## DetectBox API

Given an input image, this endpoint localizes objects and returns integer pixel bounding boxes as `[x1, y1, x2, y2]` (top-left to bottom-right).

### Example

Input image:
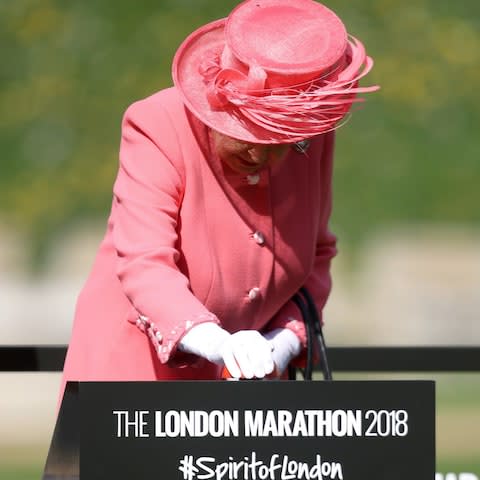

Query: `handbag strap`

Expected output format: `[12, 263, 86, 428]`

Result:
[290, 288, 333, 381]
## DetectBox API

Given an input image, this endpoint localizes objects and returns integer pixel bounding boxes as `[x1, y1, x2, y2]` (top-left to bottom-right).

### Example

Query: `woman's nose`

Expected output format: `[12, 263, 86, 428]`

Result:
[247, 145, 268, 164]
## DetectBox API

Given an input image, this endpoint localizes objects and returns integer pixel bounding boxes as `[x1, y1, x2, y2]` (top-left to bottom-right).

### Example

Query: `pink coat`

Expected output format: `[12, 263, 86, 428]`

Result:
[61, 87, 336, 390]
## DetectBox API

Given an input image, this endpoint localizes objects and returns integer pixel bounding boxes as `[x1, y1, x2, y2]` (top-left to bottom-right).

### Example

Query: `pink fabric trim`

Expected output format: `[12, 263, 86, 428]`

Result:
[266, 300, 307, 348]
[131, 311, 220, 364]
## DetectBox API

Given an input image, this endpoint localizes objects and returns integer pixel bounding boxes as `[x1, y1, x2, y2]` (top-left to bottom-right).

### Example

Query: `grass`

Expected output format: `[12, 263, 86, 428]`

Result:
[437, 460, 480, 477]
[0, 466, 42, 480]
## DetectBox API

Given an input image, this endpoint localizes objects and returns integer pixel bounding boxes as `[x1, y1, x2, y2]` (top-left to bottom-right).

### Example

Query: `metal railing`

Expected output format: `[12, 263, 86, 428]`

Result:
[1, 345, 480, 372]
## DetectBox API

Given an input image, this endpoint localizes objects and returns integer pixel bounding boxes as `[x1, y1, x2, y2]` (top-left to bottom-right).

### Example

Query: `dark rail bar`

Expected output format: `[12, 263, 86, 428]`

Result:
[1, 346, 480, 372]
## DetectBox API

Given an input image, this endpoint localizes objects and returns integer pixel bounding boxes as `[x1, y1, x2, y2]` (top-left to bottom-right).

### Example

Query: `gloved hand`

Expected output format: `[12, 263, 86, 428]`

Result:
[263, 328, 301, 376]
[178, 323, 275, 379]
[178, 322, 230, 364]
[220, 330, 275, 379]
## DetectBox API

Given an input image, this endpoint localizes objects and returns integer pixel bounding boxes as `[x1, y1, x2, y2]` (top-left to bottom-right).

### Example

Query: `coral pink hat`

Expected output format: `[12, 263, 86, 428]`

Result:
[172, 0, 379, 144]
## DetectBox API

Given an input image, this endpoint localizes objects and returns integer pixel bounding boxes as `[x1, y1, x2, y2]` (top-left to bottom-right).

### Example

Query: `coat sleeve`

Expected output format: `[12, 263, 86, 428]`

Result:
[111, 99, 220, 365]
[264, 131, 337, 361]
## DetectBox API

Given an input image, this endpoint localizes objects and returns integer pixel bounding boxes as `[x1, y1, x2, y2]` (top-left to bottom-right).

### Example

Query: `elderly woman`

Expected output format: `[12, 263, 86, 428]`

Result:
[61, 0, 378, 390]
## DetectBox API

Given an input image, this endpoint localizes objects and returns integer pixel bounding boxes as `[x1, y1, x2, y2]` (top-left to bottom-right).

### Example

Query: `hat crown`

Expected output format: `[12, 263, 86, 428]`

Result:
[226, 0, 347, 83]
[172, 0, 379, 143]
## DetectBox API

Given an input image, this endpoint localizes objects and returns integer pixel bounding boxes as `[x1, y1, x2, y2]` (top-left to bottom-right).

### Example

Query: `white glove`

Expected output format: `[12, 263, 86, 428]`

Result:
[178, 323, 275, 379]
[263, 328, 302, 376]
[220, 330, 275, 379]
[178, 322, 230, 364]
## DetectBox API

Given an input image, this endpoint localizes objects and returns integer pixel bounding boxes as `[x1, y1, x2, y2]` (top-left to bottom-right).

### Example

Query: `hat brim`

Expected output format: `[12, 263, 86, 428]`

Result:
[172, 19, 300, 144]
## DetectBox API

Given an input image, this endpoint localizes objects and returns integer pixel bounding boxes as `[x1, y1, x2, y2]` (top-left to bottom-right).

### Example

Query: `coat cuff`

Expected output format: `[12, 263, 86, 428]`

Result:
[131, 311, 221, 366]
[267, 301, 307, 350]
[267, 300, 324, 369]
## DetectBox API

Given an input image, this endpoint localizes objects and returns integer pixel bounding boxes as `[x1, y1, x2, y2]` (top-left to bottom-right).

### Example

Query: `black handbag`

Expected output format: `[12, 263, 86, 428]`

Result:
[289, 287, 332, 381]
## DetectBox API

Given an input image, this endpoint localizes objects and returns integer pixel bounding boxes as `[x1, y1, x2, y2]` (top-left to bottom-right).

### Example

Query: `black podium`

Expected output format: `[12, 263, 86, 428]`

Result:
[43, 380, 435, 480]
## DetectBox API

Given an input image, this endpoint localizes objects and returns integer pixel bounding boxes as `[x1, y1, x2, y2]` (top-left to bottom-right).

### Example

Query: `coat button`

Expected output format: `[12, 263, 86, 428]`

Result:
[248, 287, 261, 300]
[253, 231, 265, 246]
[246, 174, 260, 185]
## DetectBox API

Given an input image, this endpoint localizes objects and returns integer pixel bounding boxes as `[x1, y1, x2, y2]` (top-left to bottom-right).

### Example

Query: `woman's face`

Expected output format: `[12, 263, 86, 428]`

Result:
[211, 130, 290, 174]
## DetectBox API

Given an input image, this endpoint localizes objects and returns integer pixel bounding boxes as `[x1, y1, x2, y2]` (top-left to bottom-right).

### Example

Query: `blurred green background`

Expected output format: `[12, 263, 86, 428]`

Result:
[1, 0, 479, 269]
[0, 0, 479, 478]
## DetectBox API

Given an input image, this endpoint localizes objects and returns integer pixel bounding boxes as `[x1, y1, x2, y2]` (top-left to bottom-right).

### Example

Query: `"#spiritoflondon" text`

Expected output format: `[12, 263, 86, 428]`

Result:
[178, 452, 344, 480]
